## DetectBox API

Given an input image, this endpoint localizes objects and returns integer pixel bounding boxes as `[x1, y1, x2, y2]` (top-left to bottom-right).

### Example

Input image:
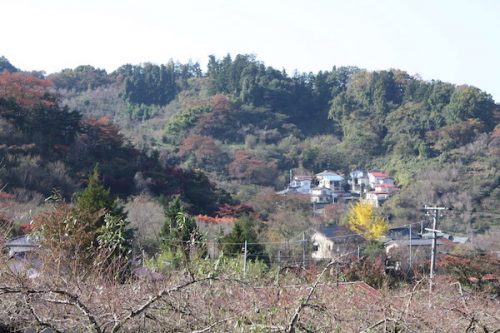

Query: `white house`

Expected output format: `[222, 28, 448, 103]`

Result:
[368, 171, 395, 188]
[289, 175, 313, 194]
[349, 169, 370, 194]
[310, 187, 332, 204]
[365, 191, 390, 207]
[316, 170, 345, 192]
[373, 183, 399, 194]
[311, 224, 364, 260]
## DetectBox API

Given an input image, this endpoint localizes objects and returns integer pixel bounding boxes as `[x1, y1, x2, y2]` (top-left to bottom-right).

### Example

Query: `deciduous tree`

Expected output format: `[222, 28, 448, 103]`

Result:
[345, 201, 388, 240]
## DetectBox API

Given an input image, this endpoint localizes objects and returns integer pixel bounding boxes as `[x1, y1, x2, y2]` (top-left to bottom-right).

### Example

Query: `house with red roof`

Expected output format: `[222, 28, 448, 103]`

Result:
[373, 183, 399, 194]
[367, 170, 395, 188]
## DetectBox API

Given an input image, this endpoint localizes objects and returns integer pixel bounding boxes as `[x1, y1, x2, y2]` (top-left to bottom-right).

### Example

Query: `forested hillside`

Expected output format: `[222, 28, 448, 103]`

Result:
[1, 54, 499, 240]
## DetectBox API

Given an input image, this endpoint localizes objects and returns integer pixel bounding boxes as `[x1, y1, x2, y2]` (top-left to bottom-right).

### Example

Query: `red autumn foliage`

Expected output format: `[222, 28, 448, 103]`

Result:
[439, 253, 500, 284]
[19, 223, 34, 234]
[215, 203, 254, 218]
[80, 116, 124, 148]
[0, 72, 55, 110]
[179, 134, 221, 162]
[228, 150, 278, 185]
[211, 94, 232, 113]
[195, 214, 236, 224]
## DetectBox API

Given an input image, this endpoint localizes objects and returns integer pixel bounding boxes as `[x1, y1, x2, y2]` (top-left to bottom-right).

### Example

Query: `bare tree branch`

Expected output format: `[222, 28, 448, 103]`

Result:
[190, 314, 239, 333]
[0, 286, 102, 333]
[285, 258, 336, 333]
[401, 278, 425, 321]
[111, 277, 214, 333]
[25, 295, 65, 333]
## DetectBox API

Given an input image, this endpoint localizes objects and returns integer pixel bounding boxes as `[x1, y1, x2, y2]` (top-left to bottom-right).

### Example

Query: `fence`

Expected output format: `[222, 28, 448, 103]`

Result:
[155, 221, 439, 278]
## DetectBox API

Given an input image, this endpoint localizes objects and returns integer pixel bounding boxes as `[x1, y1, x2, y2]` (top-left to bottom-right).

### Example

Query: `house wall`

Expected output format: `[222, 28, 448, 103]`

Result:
[311, 233, 363, 260]
[311, 233, 335, 259]
[351, 177, 370, 193]
[310, 188, 332, 203]
[290, 179, 311, 193]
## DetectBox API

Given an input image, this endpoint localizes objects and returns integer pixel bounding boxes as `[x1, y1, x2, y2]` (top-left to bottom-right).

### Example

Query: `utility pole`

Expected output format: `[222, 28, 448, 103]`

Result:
[409, 223, 412, 278]
[243, 240, 247, 278]
[302, 232, 306, 269]
[424, 206, 446, 291]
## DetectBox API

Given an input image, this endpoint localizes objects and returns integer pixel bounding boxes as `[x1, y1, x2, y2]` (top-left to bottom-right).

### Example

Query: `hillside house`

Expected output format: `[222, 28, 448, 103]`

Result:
[373, 183, 399, 194]
[5, 235, 38, 258]
[289, 175, 313, 194]
[365, 191, 390, 207]
[316, 170, 345, 192]
[311, 224, 364, 260]
[386, 226, 422, 241]
[349, 169, 370, 194]
[310, 187, 332, 204]
[5, 235, 41, 279]
[368, 171, 395, 188]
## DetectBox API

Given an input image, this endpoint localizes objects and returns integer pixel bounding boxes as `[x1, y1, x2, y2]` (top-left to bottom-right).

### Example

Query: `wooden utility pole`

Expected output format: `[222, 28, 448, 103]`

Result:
[243, 240, 247, 278]
[302, 232, 306, 268]
[409, 223, 412, 277]
[424, 206, 446, 291]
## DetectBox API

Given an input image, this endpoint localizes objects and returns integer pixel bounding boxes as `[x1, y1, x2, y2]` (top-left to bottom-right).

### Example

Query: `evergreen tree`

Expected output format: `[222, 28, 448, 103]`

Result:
[221, 216, 268, 263]
[73, 165, 132, 261]
[74, 165, 114, 218]
[160, 196, 201, 259]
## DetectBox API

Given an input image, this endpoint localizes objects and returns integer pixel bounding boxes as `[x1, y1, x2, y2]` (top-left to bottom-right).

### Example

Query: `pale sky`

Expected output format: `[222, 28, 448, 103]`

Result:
[1, 0, 499, 102]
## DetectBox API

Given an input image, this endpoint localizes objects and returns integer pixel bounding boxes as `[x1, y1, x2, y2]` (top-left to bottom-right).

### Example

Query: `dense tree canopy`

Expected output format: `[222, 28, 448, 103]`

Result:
[0, 54, 497, 237]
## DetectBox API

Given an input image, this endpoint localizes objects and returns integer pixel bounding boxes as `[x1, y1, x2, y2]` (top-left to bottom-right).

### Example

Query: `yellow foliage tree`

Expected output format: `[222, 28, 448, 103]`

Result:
[345, 201, 388, 240]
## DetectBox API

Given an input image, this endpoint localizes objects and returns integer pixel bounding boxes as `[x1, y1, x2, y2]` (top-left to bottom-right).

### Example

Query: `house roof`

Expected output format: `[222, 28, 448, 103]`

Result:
[311, 186, 332, 192]
[316, 170, 344, 181]
[293, 175, 313, 181]
[6, 235, 38, 248]
[386, 239, 443, 247]
[367, 191, 389, 195]
[387, 226, 422, 240]
[350, 169, 367, 178]
[5, 235, 38, 256]
[374, 183, 397, 188]
[315, 224, 362, 240]
[369, 171, 388, 178]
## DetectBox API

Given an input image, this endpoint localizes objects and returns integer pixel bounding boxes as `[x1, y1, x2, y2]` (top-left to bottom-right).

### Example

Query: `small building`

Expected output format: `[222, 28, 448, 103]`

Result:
[373, 183, 398, 194]
[365, 191, 390, 207]
[349, 169, 370, 194]
[310, 187, 333, 204]
[289, 175, 313, 194]
[316, 170, 345, 192]
[386, 226, 421, 241]
[5, 235, 41, 279]
[368, 171, 395, 188]
[311, 224, 364, 260]
[385, 238, 445, 255]
[5, 235, 38, 258]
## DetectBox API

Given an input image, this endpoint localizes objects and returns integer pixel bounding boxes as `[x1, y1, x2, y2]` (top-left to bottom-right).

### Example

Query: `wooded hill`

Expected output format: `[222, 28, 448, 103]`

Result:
[0, 54, 498, 236]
